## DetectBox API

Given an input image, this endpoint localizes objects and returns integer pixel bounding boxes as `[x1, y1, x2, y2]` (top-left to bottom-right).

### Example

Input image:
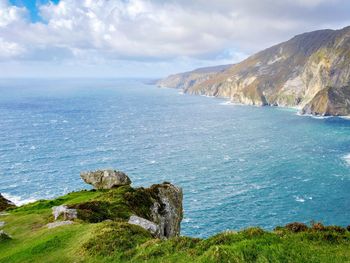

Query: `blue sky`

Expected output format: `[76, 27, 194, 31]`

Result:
[0, 0, 350, 78]
[9, 0, 59, 22]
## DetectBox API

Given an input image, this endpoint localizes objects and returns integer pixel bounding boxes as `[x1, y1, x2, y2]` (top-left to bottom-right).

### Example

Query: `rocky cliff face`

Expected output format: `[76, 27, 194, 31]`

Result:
[158, 26, 350, 116]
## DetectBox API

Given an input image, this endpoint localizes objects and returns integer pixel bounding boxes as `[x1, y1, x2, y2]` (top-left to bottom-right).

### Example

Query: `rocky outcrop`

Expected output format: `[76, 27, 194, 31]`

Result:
[158, 26, 350, 116]
[80, 169, 131, 189]
[125, 182, 183, 239]
[128, 215, 160, 236]
[0, 194, 15, 212]
[52, 205, 77, 221]
[148, 183, 183, 239]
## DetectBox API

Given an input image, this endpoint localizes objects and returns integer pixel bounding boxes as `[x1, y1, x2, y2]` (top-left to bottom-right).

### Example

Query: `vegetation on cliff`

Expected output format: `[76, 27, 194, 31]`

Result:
[1, 186, 350, 263]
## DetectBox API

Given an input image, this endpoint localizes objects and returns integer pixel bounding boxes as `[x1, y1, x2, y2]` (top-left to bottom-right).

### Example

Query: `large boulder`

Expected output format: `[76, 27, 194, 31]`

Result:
[0, 194, 16, 212]
[80, 169, 131, 189]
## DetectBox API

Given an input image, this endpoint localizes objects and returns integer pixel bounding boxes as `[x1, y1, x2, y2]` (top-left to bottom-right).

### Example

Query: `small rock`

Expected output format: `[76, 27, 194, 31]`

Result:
[52, 205, 77, 221]
[0, 221, 5, 227]
[80, 169, 131, 189]
[0, 230, 11, 241]
[47, 221, 73, 229]
[128, 215, 159, 237]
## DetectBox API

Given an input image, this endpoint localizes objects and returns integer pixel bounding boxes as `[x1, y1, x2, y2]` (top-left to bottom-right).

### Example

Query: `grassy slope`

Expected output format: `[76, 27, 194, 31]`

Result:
[1, 187, 350, 263]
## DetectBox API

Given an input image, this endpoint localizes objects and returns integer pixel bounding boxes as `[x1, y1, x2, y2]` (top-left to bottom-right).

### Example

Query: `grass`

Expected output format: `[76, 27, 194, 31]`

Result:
[1, 187, 350, 262]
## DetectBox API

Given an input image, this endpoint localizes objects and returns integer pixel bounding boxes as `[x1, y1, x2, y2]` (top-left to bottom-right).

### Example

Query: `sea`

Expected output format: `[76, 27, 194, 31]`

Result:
[0, 78, 349, 237]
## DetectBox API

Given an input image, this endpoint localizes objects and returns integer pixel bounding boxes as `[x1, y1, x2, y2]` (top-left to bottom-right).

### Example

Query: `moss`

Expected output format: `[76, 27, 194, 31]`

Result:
[70, 201, 129, 222]
[82, 221, 152, 258]
[123, 186, 158, 220]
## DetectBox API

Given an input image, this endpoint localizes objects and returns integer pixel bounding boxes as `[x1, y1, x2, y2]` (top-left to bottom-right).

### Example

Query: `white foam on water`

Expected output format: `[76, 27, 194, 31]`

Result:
[219, 101, 243, 106]
[295, 196, 305, 203]
[2, 193, 37, 206]
[342, 154, 350, 166]
[296, 112, 332, 119]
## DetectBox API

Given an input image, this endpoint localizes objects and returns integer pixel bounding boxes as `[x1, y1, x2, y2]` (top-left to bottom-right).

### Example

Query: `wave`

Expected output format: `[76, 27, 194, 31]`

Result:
[219, 101, 243, 106]
[342, 154, 350, 166]
[2, 193, 37, 206]
[296, 112, 332, 119]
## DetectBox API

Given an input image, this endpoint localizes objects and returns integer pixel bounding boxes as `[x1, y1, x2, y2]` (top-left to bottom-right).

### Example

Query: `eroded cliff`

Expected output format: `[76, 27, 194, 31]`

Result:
[158, 26, 350, 116]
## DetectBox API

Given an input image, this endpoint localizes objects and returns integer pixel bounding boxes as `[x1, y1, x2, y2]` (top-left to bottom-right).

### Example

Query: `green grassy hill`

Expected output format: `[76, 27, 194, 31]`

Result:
[1, 186, 350, 263]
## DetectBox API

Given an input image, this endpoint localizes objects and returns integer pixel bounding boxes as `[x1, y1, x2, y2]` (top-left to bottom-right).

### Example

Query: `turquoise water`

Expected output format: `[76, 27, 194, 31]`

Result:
[0, 79, 350, 237]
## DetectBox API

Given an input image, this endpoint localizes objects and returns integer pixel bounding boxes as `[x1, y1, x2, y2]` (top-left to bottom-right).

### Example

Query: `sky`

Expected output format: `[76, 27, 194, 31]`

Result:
[1, 0, 350, 78]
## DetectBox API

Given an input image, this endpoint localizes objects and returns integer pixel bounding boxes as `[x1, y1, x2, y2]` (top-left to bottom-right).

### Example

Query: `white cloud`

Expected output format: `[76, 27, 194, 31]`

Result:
[0, 38, 25, 58]
[0, 0, 27, 27]
[0, 0, 349, 77]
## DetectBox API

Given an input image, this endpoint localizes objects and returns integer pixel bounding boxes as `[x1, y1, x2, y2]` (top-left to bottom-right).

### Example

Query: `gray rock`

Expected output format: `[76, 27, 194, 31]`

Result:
[80, 169, 131, 189]
[52, 205, 77, 221]
[0, 221, 5, 227]
[0, 230, 11, 241]
[47, 221, 73, 229]
[149, 182, 183, 239]
[128, 215, 159, 236]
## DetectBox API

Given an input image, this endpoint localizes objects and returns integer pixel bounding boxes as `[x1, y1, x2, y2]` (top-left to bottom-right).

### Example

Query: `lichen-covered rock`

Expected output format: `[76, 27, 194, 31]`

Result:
[47, 220, 74, 229]
[80, 169, 131, 189]
[128, 215, 159, 237]
[0, 230, 11, 242]
[52, 205, 77, 221]
[0, 194, 15, 212]
[149, 182, 183, 239]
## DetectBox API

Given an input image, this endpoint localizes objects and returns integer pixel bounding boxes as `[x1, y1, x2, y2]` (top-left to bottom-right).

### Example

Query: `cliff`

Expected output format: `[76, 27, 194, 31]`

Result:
[0, 169, 350, 262]
[158, 26, 350, 116]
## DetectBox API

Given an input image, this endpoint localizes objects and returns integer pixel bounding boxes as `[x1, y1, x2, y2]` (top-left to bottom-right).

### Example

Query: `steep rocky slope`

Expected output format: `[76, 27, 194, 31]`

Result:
[158, 26, 350, 116]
